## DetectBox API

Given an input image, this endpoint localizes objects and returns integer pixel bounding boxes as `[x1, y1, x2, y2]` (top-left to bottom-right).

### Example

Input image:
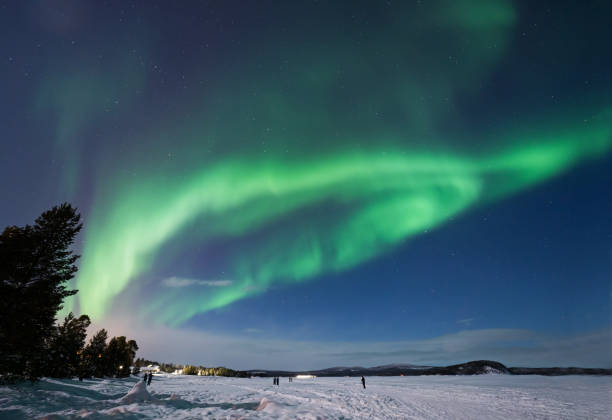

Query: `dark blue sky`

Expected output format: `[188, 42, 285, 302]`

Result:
[184, 152, 612, 339]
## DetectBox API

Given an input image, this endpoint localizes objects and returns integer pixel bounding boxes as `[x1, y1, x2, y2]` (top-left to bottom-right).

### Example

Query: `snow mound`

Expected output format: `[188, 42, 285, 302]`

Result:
[117, 381, 153, 404]
[256, 397, 277, 411]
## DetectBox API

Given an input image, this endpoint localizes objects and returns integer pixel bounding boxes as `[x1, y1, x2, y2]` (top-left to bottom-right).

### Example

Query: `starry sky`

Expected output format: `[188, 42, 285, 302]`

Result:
[1, 0, 611, 369]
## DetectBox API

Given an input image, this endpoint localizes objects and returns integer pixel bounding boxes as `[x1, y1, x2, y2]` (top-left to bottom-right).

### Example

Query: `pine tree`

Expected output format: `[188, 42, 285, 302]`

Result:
[105, 336, 139, 377]
[84, 329, 109, 377]
[46, 313, 91, 378]
[0, 203, 82, 381]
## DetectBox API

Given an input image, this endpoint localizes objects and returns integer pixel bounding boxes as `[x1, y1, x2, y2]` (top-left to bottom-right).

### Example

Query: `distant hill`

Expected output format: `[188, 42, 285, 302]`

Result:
[507, 366, 612, 376]
[247, 360, 612, 377]
[421, 360, 509, 375]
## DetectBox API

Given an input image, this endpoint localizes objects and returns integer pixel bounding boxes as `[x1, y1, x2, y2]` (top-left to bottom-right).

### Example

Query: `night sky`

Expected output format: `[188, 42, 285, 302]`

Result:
[1, 0, 611, 369]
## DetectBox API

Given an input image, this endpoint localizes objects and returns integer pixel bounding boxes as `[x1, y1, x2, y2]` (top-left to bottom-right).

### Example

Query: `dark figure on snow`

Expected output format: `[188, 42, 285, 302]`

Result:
[143, 372, 148, 383]
[147, 372, 152, 386]
[361, 376, 366, 389]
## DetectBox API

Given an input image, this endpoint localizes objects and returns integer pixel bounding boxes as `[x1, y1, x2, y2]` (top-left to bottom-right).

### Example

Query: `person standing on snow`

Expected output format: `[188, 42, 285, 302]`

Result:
[361, 376, 366, 389]
[147, 372, 152, 386]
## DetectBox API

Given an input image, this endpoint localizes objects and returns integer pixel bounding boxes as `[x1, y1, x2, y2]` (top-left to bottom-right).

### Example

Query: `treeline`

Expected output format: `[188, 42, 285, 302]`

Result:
[49, 314, 138, 379]
[134, 359, 180, 374]
[134, 358, 170, 374]
[133, 358, 249, 377]
[0, 204, 139, 383]
[182, 365, 250, 377]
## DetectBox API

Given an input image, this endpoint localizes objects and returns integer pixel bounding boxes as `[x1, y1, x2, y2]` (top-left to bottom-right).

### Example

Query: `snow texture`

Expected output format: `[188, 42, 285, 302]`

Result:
[1, 374, 610, 419]
[117, 380, 153, 404]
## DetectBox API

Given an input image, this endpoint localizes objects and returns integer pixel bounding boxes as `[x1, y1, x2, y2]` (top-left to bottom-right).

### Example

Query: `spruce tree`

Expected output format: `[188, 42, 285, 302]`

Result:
[105, 336, 139, 377]
[0, 203, 82, 381]
[46, 313, 91, 378]
[84, 329, 109, 377]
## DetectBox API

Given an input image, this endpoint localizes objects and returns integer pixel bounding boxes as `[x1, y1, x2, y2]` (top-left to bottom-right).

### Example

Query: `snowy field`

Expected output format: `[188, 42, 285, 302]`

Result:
[1, 374, 610, 419]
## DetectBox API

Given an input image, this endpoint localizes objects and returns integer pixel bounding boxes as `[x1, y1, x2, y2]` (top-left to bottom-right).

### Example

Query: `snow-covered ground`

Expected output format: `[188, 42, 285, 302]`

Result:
[1, 374, 610, 419]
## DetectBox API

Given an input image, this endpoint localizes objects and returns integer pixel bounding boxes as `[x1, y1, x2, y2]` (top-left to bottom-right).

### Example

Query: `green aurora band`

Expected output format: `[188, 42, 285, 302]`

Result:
[34, 0, 607, 325]
[75, 118, 611, 325]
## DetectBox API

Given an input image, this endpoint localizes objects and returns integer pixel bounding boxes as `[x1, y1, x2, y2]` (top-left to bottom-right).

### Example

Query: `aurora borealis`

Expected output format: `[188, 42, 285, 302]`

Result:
[2, 0, 611, 368]
[77, 121, 611, 326]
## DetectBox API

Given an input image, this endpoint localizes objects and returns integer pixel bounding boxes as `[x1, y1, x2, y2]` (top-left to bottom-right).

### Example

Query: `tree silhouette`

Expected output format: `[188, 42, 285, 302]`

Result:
[46, 313, 91, 378]
[105, 336, 139, 377]
[0, 203, 82, 380]
[83, 329, 109, 378]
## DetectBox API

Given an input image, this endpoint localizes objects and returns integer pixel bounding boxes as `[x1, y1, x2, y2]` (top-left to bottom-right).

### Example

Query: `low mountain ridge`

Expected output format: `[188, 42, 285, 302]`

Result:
[247, 360, 612, 377]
